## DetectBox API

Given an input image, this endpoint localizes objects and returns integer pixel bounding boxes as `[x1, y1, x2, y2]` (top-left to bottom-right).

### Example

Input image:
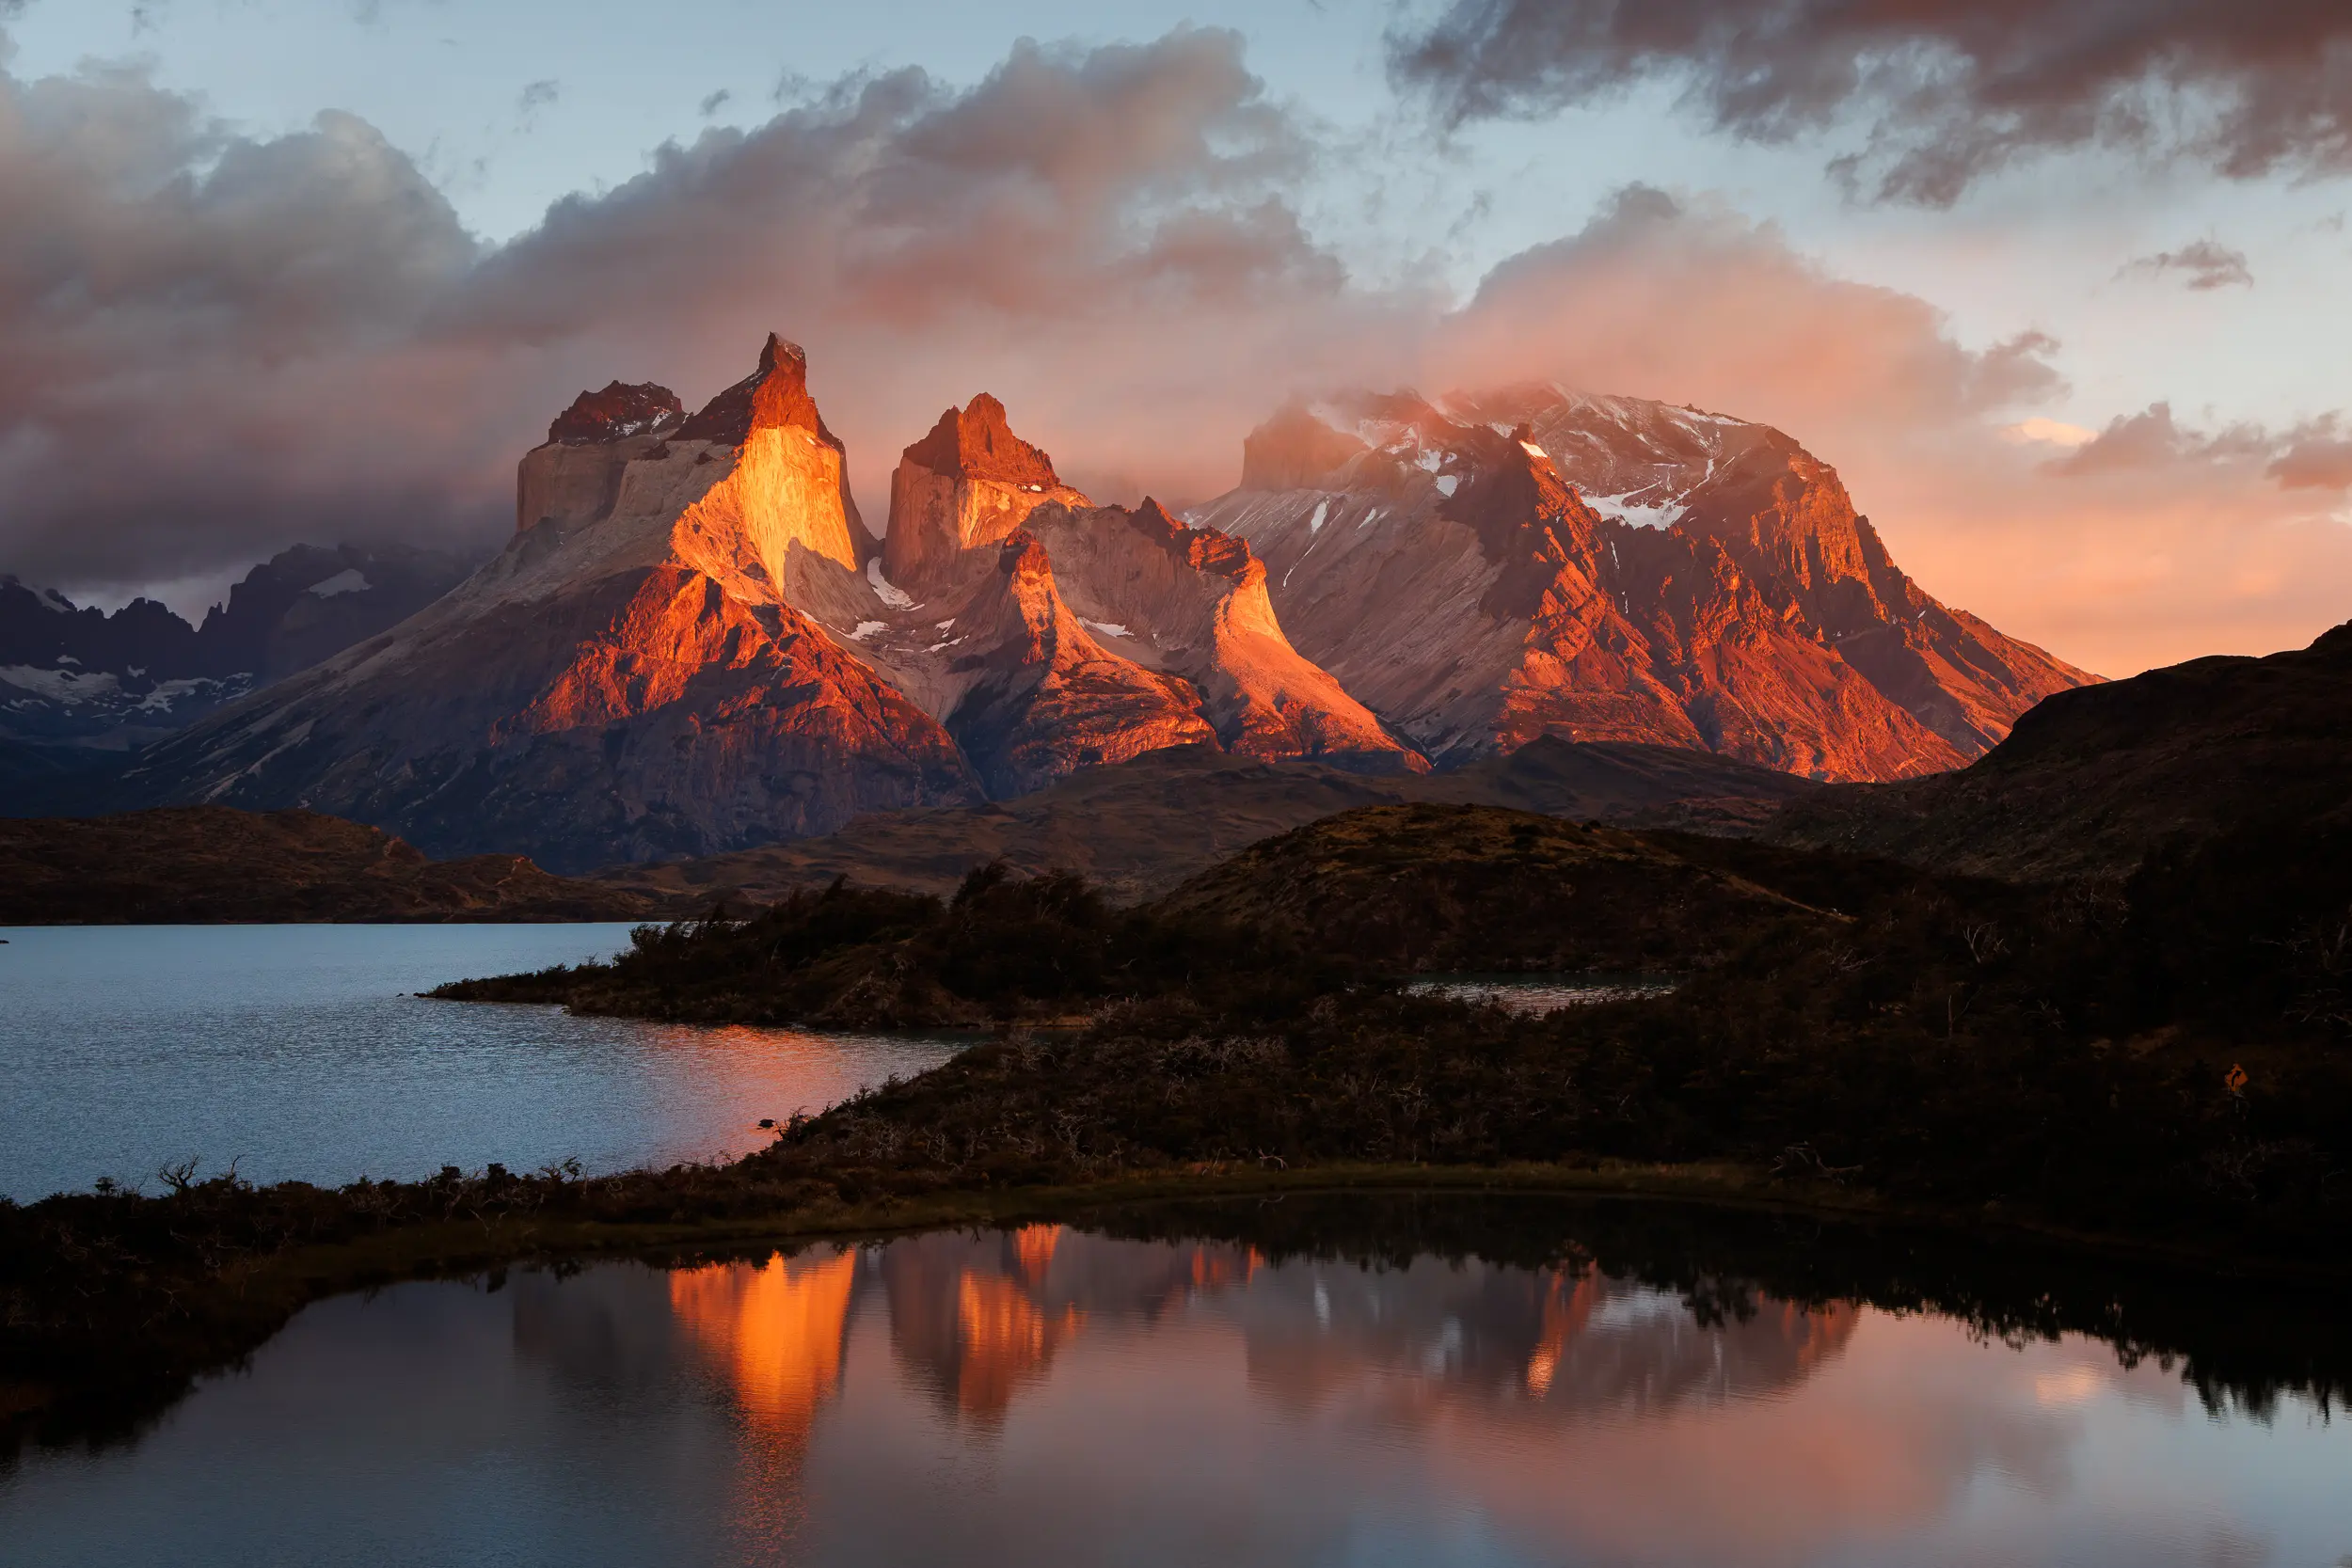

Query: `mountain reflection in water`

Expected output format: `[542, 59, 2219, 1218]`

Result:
[6, 1203, 2347, 1567]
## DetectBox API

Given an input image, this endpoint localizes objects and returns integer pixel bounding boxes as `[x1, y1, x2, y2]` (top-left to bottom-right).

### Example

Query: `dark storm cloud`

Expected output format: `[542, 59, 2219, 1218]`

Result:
[0, 29, 1417, 597]
[0, 24, 2341, 670]
[2119, 238, 2253, 290]
[0, 63, 490, 590]
[1389, 0, 2352, 204]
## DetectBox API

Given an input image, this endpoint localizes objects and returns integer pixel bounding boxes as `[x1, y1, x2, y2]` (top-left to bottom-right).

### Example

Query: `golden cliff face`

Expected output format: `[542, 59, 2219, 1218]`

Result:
[854, 394, 1422, 790]
[122, 335, 2078, 870]
[879, 394, 1089, 595]
[116, 336, 982, 872]
[1025, 499, 1422, 772]
[668, 339, 874, 593]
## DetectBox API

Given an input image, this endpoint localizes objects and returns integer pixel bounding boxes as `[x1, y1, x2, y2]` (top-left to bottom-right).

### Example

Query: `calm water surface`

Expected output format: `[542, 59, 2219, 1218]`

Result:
[3, 1202, 2344, 1567]
[0, 925, 965, 1200]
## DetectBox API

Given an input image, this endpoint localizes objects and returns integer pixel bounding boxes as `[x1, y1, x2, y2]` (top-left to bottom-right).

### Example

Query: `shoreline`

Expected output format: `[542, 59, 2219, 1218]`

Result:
[230, 1159, 2352, 1292]
[11, 1155, 2347, 1440]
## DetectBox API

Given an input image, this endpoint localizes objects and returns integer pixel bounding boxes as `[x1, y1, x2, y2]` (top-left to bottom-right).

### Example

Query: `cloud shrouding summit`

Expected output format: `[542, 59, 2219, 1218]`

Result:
[0, 30, 1420, 593]
[1389, 0, 2352, 205]
[0, 25, 2343, 675]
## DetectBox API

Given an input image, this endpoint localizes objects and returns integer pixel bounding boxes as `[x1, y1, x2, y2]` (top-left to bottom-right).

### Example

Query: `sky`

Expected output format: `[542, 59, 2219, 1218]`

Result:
[1, 0, 2347, 675]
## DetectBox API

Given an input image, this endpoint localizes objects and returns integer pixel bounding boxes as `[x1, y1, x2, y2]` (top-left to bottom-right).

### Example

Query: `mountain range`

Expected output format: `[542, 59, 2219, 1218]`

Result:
[25, 333, 2090, 872]
[0, 544, 478, 758]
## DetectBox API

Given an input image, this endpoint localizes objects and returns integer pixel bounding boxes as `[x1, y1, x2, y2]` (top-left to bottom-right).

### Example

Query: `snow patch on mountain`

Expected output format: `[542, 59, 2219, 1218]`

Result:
[1583, 493, 1686, 530]
[307, 569, 371, 597]
[866, 558, 918, 610]
[1, 665, 117, 704]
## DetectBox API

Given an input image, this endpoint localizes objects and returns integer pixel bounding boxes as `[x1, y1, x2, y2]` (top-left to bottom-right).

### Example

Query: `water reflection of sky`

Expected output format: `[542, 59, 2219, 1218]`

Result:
[0, 924, 966, 1198]
[5, 1227, 2345, 1567]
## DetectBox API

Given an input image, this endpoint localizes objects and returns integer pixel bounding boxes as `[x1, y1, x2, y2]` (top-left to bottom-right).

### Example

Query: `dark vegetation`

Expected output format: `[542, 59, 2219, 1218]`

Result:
[437, 810, 1781, 1023]
[8, 625, 2351, 1444]
[0, 806, 670, 923]
[586, 735, 1816, 909]
[1775, 619, 2352, 883]
[4, 796, 2347, 1447]
[1100, 1193, 2352, 1419]
[355, 792, 2352, 1257]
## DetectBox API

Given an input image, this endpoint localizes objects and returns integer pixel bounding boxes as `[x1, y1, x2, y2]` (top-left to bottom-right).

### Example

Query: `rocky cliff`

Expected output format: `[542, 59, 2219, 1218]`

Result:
[0, 544, 477, 760]
[101, 343, 2089, 868]
[1194, 388, 2092, 780]
[109, 343, 1406, 869]
[834, 394, 1422, 792]
[114, 338, 977, 872]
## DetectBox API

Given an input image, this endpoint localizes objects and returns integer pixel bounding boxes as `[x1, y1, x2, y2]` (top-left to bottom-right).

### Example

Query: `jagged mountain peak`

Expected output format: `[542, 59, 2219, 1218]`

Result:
[675, 333, 833, 447]
[1118, 498, 1258, 582]
[547, 382, 685, 447]
[884, 393, 1089, 594]
[903, 394, 1064, 490]
[1240, 404, 1372, 490]
[87, 340, 2090, 867]
[1198, 382, 2094, 779]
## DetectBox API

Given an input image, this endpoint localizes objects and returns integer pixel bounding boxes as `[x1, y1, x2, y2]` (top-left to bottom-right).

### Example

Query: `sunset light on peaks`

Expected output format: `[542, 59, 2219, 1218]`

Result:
[4, 5, 2351, 1564]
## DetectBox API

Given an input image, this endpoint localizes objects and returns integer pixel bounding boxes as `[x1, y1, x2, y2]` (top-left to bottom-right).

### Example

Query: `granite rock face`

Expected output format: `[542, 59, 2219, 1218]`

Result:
[114, 347, 1404, 868]
[1193, 388, 2093, 781]
[105, 345, 2089, 867]
[118, 338, 977, 871]
[850, 397, 1423, 791]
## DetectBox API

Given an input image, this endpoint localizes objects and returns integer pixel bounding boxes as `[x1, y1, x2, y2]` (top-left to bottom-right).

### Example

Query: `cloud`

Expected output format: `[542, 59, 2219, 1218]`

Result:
[1434, 186, 2063, 448]
[2050, 403, 2271, 474]
[1388, 0, 2352, 205]
[698, 88, 732, 118]
[0, 30, 1419, 599]
[2119, 239, 2253, 290]
[516, 78, 559, 122]
[0, 64, 491, 591]
[2268, 417, 2352, 491]
[2051, 404, 2352, 493]
[2003, 417, 2099, 448]
[1427, 190, 2350, 674]
[0, 32, 2338, 676]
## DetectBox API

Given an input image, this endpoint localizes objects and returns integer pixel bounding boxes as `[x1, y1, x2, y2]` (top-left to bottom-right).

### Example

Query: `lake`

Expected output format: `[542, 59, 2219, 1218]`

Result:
[4, 1196, 2345, 1567]
[0, 925, 967, 1201]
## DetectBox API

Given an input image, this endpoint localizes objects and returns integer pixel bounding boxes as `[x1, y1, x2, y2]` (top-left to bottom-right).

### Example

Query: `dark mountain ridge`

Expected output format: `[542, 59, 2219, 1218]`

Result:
[0, 806, 666, 924]
[1771, 619, 2352, 884]
[0, 543, 480, 763]
[587, 736, 1820, 907]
